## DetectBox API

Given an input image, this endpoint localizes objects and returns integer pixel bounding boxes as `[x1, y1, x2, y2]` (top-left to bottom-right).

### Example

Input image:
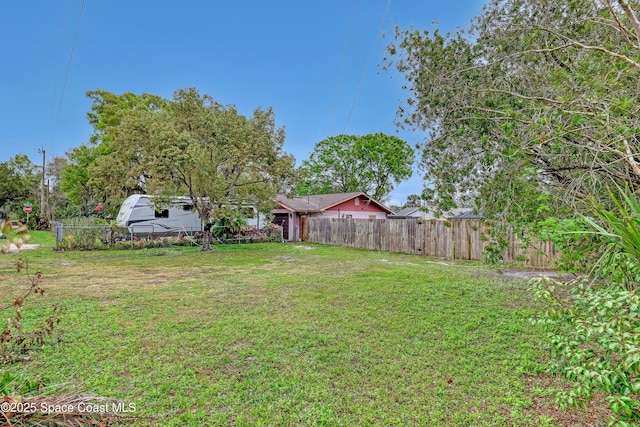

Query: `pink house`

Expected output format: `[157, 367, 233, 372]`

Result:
[272, 192, 394, 241]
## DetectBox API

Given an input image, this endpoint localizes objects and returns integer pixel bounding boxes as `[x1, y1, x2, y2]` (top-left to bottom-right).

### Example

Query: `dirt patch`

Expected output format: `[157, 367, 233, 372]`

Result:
[294, 245, 315, 250]
[500, 269, 569, 280]
[524, 375, 610, 426]
[378, 258, 421, 267]
[8, 243, 40, 253]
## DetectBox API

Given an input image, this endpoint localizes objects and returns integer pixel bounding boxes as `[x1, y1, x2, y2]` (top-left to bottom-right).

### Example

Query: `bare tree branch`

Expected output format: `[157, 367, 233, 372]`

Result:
[617, 0, 640, 46]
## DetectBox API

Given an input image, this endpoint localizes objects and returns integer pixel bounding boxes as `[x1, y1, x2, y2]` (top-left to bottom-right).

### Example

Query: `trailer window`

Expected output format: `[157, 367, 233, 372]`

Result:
[155, 209, 169, 218]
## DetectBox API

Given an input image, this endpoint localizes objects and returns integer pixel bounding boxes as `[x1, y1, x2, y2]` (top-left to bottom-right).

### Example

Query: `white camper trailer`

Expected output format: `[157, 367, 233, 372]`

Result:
[116, 195, 202, 234]
[116, 194, 265, 235]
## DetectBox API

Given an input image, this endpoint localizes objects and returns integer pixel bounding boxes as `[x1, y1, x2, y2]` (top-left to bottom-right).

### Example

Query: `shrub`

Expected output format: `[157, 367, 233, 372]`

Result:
[54, 217, 117, 251]
[0, 260, 63, 364]
[533, 217, 603, 274]
[531, 277, 640, 425]
[531, 186, 640, 426]
[212, 213, 248, 240]
[0, 222, 63, 364]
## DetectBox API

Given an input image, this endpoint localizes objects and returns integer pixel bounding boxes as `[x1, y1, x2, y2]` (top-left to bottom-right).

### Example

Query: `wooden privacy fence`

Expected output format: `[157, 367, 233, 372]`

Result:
[304, 218, 558, 268]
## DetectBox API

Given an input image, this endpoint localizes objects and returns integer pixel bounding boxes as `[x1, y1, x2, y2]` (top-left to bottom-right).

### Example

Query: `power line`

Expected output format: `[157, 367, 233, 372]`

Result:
[340, 0, 391, 135]
[54, 0, 85, 138]
[48, 0, 72, 145]
[331, 0, 356, 133]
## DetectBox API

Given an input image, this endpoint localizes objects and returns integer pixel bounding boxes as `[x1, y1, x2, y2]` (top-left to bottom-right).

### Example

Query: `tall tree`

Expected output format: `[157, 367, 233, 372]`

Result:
[46, 156, 71, 219]
[59, 90, 166, 217]
[403, 194, 423, 208]
[0, 155, 39, 219]
[117, 88, 296, 250]
[85, 90, 166, 213]
[60, 145, 97, 216]
[299, 133, 414, 201]
[387, 0, 640, 228]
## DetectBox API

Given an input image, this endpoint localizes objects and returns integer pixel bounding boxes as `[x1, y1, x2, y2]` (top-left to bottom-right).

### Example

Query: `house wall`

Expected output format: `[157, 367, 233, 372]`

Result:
[312, 210, 387, 220]
[319, 197, 388, 220]
[331, 197, 386, 213]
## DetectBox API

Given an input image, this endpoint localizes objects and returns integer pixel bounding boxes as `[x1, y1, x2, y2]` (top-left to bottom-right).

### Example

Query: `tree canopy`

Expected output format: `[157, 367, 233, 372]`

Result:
[0, 155, 39, 219]
[58, 88, 296, 248]
[298, 133, 414, 201]
[387, 0, 640, 227]
[59, 90, 166, 216]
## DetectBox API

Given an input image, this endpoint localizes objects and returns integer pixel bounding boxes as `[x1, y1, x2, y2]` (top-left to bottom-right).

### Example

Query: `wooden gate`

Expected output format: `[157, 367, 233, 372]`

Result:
[301, 216, 307, 241]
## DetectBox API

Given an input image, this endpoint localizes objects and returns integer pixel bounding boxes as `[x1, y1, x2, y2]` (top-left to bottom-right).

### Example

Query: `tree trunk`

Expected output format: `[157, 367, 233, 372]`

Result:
[202, 223, 212, 251]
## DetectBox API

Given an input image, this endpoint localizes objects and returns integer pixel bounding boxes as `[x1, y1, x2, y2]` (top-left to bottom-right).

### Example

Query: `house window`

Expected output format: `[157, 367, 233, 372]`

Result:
[345, 214, 353, 219]
[183, 204, 193, 211]
[155, 209, 169, 218]
[354, 198, 360, 206]
[369, 215, 377, 220]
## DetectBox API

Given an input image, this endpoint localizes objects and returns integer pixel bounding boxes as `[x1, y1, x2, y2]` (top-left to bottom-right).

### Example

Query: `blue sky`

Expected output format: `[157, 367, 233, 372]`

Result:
[1, 1, 485, 206]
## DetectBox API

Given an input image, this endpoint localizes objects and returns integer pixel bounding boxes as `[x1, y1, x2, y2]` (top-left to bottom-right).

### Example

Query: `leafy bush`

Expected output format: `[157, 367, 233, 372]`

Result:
[212, 213, 248, 240]
[54, 217, 118, 250]
[0, 221, 31, 254]
[531, 186, 640, 426]
[531, 277, 640, 425]
[533, 217, 603, 274]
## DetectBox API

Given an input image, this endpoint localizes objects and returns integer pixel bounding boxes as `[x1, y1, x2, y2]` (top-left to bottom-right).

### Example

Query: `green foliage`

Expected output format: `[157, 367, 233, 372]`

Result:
[136, 88, 296, 250]
[0, 372, 41, 396]
[531, 277, 640, 426]
[0, 155, 40, 219]
[60, 144, 99, 216]
[299, 133, 414, 201]
[581, 187, 640, 286]
[0, 220, 31, 254]
[387, 0, 640, 230]
[531, 186, 640, 425]
[533, 217, 600, 274]
[402, 193, 423, 208]
[59, 91, 167, 217]
[212, 213, 248, 240]
[54, 217, 127, 251]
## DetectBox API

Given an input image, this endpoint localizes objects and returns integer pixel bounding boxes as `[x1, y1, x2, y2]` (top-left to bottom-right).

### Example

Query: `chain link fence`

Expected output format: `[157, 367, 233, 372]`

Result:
[50, 221, 283, 250]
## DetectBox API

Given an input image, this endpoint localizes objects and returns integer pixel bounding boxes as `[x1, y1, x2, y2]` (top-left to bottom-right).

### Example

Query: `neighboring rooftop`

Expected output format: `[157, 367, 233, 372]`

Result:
[388, 206, 482, 220]
[276, 192, 393, 214]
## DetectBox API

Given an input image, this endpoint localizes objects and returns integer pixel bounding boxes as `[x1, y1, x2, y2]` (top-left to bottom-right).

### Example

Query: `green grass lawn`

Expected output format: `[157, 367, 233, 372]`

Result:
[0, 237, 582, 426]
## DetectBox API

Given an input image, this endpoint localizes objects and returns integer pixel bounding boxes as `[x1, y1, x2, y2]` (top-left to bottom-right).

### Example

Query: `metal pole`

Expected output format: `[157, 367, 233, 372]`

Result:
[39, 148, 46, 218]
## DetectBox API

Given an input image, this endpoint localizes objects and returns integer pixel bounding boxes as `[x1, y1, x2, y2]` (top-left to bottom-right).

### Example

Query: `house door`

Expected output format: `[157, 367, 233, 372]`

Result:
[272, 214, 289, 240]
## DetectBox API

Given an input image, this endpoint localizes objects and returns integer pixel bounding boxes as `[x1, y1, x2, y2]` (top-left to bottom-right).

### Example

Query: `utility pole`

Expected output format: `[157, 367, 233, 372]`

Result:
[39, 148, 45, 218]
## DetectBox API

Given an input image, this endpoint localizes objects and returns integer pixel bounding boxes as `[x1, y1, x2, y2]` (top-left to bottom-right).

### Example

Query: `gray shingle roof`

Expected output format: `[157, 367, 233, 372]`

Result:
[391, 207, 422, 217]
[388, 206, 482, 219]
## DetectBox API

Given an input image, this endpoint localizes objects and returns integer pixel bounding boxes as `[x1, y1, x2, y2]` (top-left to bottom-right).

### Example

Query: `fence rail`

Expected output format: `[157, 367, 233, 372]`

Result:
[304, 218, 558, 268]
